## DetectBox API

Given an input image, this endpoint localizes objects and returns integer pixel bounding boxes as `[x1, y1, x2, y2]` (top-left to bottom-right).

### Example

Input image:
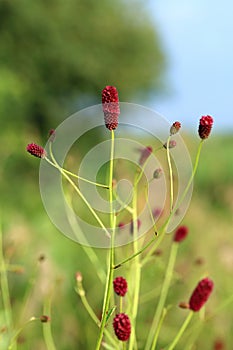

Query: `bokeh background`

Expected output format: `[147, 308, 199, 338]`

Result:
[0, 1, 233, 349]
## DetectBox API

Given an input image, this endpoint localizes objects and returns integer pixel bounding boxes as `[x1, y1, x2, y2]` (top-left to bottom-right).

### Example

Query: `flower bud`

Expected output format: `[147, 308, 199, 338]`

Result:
[139, 146, 153, 165]
[163, 140, 176, 149]
[173, 226, 189, 243]
[153, 168, 163, 179]
[170, 121, 181, 135]
[48, 129, 56, 142]
[40, 315, 50, 323]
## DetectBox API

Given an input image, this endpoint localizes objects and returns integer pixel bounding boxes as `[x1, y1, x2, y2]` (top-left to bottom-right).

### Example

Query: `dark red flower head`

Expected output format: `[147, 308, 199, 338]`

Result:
[113, 313, 131, 341]
[139, 146, 153, 165]
[173, 225, 189, 243]
[198, 115, 214, 139]
[102, 86, 120, 131]
[189, 277, 214, 312]
[113, 276, 128, 297]
[170, 121, 181, 135]
[26, 143, 46, 158]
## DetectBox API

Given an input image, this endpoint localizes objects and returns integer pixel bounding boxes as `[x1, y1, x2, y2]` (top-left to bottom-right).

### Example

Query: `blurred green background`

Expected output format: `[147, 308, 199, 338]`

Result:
[1, 1, 233, 349]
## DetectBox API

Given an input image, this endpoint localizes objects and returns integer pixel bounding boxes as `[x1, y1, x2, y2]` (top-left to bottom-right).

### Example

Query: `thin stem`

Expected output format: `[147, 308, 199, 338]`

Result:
[47, 144, 109, 188]
[75, 280, 118, 348]
[113, 234, 156, 269]
[167, 311, 193, 350]
[75, 284, 100, 326]
[0, 218, 15, 349]
[166, 136, 174, 212]
[128, 175, 141, 350]
[161, 140, 204, 234]
[95, 130, 116, 350]
[65, 190, 106, 284]
[151, 307, 168, 349]
[146, 243, 178, 350]
[42, 297, 56, 350]
[45, 150, 110, 238]
[9, 317, 36, 348]
[142, 140, 204, 263]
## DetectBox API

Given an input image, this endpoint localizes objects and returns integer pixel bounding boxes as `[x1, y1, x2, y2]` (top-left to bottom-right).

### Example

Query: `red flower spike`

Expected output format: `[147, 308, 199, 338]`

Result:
[139, 146, 153, 165]
[189, 277, 214, 312]
[102, 86, 120, 131]
[113, 313, 131, 341]
[170, 121, 181, 135]
[26, 143, 46, 159]
[173, 225, 189, 243]
[113, 276, 128, 297]
[198, 115, 214, 139]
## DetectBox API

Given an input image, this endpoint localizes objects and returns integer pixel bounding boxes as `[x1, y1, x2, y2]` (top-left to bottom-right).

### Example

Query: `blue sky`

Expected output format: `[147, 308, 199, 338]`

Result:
[146, 1, 233, 133]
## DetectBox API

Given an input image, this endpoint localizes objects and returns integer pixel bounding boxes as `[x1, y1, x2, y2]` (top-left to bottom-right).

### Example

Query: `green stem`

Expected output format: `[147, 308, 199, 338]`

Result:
[166, 136, 174, 213]
[45, 153, 110, 239]
[9, 317, 36, 349]
[142, 140, 204, 263]
[161, 140, 204, 234]
[145, 243, 178, 350]
[42, 297, 56, 350]
[65, 190, 106, 284]
[75, 280, 118, 348]
[128, 175, 141, 350]
[95, 130, 116, 350]
[0, 219, 15, 349]
[151, 307, 168, 349]
[48, 144, 108, 188]
[167, 311, 193, 350]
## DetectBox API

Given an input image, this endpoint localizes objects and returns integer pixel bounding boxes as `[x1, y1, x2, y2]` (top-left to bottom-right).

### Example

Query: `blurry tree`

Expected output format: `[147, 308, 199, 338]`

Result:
[0, 0, 165, 133]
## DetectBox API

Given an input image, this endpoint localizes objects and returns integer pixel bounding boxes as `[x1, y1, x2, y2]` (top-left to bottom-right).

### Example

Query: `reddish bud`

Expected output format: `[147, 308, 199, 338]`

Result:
[214, 339, 225, 350]
[189, 277, 214, 312]
[178, 302, 190, 309]
[173, 226, 189, 243]
[26, 143, 46, 159]
[163, 140, 176, 149]
[40, 315, 50, 323]
[139, 146, 153, 165]
[153, 168, 163, 179]
[113, 276, 128, 297]
[153, 208, 163, 219]
[75, 271, 83, 283]
[118, 222, 125, 229]
[170, 121, 181, 135]
[113, 313, 131, 341]
[102, 86, 120, 131]
[198, 115, 214, 139]
[48, 129, 56, 142]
